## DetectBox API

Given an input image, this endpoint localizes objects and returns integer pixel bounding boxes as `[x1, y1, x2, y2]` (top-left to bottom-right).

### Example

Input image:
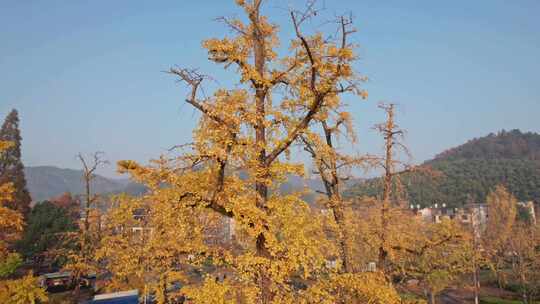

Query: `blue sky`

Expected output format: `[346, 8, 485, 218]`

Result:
[1, 0, 539, 177]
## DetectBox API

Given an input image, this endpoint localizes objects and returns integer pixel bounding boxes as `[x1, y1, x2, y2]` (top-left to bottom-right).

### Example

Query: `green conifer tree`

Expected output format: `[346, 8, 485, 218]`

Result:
[0, 110, 31, 218]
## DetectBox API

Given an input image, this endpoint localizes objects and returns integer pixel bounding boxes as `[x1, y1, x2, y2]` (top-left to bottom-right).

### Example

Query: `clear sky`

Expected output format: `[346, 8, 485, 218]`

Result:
[1, 0, 539, 178]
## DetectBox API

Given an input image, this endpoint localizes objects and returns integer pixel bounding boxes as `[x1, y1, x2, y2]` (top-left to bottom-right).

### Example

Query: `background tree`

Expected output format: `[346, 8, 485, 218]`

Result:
[50, 192, 80, 222]
[0, 109, 32, 218]
[16, 201, 77, 266]
[375, 103, 405, 274]
[482, 185, 517, 289]
[299, 96, 355, 275]
[299, 79, 373, 274]
[468, 206, 483, 304]
[392, 219, 473, 304]
[77, 152, 108, 234]
[64, 152, 108, 298]
[507, 223, 540, 304]
[370, 103, 434, 275]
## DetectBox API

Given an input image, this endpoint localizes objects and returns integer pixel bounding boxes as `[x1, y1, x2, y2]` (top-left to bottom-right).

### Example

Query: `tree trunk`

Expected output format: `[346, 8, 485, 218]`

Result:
[472, 221, 480, 304]
[251, 3, 273, 301]
[162, 275, 169, 304]
[473, 268, 480, 304]
[84, 173, 90, 232]
[255, 233, 273, 304]
[378, 104, 395, 275]
[302, 121, 355, 274]
[495, 263, 504, 290]
[72, 271, 81, 303]
[332, 204, 353, 273]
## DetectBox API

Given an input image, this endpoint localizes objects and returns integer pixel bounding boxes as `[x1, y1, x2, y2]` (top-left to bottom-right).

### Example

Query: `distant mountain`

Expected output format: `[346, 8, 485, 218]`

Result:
[345, 129, 540, 207]
[24, 165, 349, 204]
[279, 174, 363, 203]
[24, 166, 145, 202]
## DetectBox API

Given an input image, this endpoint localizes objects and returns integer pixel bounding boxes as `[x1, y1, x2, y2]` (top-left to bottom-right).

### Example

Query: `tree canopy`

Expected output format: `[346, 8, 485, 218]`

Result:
[17, 200, 77, 261]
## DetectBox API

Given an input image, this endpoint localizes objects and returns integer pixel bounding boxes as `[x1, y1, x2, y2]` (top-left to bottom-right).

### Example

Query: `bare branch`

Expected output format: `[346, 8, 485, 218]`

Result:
[169, 67, 239, 131]
[290, 10, 317, 91]
[77, 152, 108, 235]
[168, 142, 195, 152]
[215, 16, 247, 35]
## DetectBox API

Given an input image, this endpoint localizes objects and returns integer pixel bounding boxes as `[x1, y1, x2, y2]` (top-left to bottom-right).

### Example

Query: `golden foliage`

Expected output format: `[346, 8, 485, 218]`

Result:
[507, 223, 540, 301]
[482, 185, 517, 287]
[484, 185, 517, 252]
[354, 203, 474, 301]
[301, 272, 400, 304]
[94, 1, 455, 303]
[0, 141, 47, 303]
[392, 218, 473, 296]
[0, 273, 48, 304]
[182, 276, 239, 304]
[0, 141, 24, 256]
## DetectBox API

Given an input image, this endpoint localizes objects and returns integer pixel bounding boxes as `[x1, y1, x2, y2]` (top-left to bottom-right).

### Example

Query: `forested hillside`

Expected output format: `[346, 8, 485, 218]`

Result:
[432, 129, 540, 162]
[346, 129, 540, 207]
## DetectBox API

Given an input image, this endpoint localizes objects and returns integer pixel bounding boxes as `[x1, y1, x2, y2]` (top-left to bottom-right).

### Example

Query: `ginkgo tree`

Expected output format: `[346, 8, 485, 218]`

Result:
[482, 185, 517, 289]
[99, 0, 401, 303]
[299, 105, 375, 274]
[349, 104, 473, 304]
[392, 218, 473, 304]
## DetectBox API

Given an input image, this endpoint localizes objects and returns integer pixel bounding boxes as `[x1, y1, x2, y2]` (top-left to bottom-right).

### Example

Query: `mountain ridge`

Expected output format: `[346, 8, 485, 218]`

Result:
[24, 166, 142, 202]
[24, 165, 356, 204]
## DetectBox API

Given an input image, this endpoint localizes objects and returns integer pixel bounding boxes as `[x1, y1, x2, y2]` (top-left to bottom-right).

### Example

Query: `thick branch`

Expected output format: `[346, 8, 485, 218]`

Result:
[265, 94, 324, 165]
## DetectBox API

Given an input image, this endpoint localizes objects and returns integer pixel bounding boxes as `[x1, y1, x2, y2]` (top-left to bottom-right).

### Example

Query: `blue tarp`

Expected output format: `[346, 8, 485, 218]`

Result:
[86, 290, 139, 304]
[87, 295, 138, 304]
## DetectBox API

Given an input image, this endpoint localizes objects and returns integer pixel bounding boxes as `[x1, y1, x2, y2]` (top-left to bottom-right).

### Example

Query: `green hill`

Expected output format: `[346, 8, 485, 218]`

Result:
[345, 129, 540, 207]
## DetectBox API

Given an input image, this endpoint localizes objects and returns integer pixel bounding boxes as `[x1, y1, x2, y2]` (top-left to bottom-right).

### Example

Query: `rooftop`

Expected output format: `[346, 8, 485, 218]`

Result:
[87, 290, 139, 304]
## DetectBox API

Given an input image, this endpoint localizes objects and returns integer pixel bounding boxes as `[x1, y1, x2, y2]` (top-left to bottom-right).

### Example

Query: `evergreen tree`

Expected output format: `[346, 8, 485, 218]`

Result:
[0, 110, 31, 218]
